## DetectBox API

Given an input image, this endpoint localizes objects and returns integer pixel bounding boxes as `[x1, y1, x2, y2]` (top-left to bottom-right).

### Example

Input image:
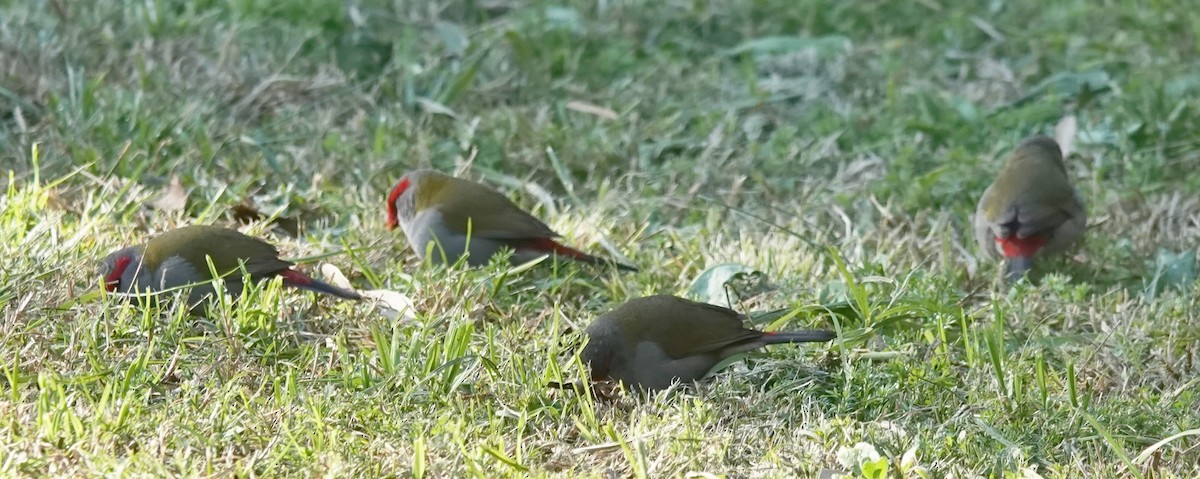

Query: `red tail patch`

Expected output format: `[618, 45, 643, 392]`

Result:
[996, 234, 1047, 259]
[517, 238, 595, 262]
[278, 269, 314, 286]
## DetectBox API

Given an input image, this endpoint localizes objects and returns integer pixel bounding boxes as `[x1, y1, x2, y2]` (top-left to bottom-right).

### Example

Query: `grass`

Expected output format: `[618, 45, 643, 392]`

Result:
[2, 0, 1199, 477]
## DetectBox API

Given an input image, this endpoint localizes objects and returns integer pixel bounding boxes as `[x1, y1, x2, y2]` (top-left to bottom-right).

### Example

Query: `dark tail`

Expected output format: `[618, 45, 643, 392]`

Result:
[762, 329, 838, 344]
[279, 269, 362, 300]
[1005, 256, 1034, 283]
[521, 238, 639, 272]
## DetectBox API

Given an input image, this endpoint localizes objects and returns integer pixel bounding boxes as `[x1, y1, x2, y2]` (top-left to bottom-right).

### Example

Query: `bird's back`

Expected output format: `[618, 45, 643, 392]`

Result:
[144, 225, 292, 278]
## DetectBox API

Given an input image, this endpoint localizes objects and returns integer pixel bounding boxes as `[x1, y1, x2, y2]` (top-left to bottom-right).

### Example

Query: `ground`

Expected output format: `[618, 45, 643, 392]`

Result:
[1, 0, 1198, 477]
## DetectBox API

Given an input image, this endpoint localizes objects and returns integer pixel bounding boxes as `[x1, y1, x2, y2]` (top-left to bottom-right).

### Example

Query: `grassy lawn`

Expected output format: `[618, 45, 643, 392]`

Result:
[2, 0, 1199, 477]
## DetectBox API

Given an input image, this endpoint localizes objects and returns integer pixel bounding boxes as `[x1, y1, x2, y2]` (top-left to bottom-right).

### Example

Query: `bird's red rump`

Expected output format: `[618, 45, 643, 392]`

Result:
[105, 255, 132, 292]
[278, 269, 313, 286]
[517, 237, 591, 260]
[996, 234, 1048, 259]
[385, 177, 411, 230]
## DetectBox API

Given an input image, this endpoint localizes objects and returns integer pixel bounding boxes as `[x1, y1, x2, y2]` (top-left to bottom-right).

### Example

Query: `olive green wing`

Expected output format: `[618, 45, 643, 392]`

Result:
[427, 176, 560, 239]
[146, 225, 293, 278]
[1011, 180, 1083, 238]
[628, 296, 763, 359]
[981, 145, 1082, 238]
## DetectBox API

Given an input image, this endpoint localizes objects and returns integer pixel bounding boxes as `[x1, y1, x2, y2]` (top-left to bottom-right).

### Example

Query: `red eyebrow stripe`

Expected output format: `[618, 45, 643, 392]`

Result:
[105, 255, 132, 291]
[385, 177, 411, 228]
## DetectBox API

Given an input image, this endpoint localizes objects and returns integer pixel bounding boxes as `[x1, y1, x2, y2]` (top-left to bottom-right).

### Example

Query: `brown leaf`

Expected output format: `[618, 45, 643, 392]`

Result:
[45, 186, 69, 211]
[230, 202, 264, 224]
[151, 175, 187, 212]
[230, 200, 300, 237]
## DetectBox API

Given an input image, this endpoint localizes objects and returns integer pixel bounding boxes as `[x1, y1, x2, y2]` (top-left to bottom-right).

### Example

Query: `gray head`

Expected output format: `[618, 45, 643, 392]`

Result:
[385, 169, 442, 230]
[580, 313, 630, 383]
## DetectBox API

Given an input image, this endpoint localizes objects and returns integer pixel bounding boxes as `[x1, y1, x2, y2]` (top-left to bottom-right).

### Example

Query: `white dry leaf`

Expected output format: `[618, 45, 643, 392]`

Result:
[900, 445, 931, 478]
[1054, 115, 1077, 157]
[416, 97, 459, 118]
[565, 100, 618, 120]
[318, 264, 415, 322]
[360, 289, 417, 322]
[319, 263, 355, 290]
[152, 175, 187, 212]
[836, 442, 881, 470]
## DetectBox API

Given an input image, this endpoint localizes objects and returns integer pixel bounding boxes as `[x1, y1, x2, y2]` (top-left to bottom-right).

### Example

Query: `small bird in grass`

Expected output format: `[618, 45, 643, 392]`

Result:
[385, 169, 636, 271]
[580, 295, 836, 392]
[973, 135, 1086, 282]
[99, 225, 361, 308]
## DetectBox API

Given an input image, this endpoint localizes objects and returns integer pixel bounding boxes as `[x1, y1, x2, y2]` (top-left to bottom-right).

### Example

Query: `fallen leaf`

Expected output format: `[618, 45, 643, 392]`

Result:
[231, 202, 264, 223]
[565, 101, 618, 120]
[319, 263, 355, 291]
[1055, 115, 1077, 157]
[45, 186, 69, 211]
[230, 200, 301, 237]
[1143, 249, 1197, 300]
[686, 263, 760, 308]
[360, 289, 418, 322]
[151, 175, 187, 212]
[415, 97, 459, 118]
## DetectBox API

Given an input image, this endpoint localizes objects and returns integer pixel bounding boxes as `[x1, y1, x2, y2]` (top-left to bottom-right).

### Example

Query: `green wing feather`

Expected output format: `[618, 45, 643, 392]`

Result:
[618, 296, 762, 359]
[419, 175, 560, 239]
[144, 225, 293, 278]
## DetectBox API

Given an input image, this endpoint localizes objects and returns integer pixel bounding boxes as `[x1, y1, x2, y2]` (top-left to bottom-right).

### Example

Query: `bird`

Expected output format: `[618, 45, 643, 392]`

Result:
[973, 135, 1086, 282]
[99, 225, 361, 308]
[384, 169, 636, 271]
[580, 295, 836, 392]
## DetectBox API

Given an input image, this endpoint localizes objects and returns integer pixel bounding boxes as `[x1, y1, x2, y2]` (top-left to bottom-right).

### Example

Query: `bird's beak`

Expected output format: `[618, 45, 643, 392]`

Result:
[385, 218, 397, 230]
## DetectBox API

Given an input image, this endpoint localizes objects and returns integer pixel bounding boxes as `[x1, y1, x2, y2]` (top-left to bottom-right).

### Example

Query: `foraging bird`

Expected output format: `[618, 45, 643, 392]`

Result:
[99, 225, 361, 307]
[973, 135, 1086, 281]
[581, 295, 836, 392]
[385, 169, 636, 271]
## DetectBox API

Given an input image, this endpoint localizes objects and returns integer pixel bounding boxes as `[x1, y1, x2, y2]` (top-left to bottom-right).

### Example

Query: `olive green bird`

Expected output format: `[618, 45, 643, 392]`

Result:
[99, 225, 361, 307]
[581, 295, 837, 392]
[973, 135, 1086, 281]
[384, 169, 636, 271]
